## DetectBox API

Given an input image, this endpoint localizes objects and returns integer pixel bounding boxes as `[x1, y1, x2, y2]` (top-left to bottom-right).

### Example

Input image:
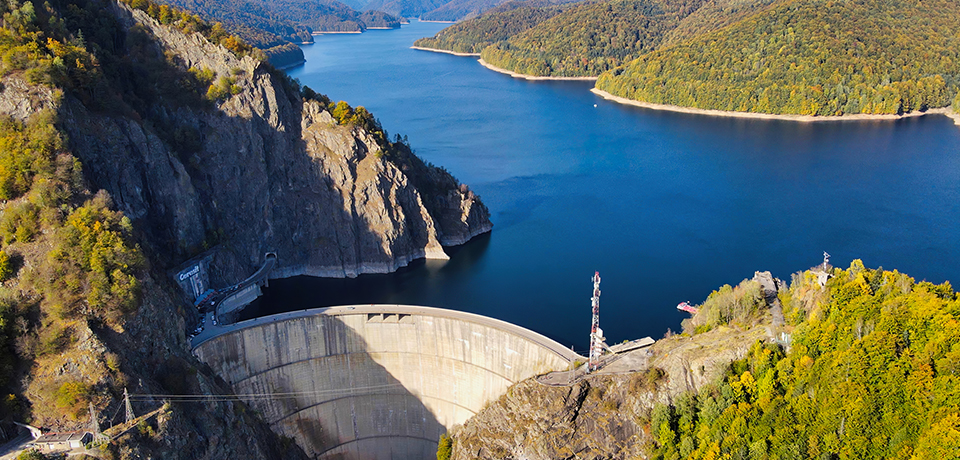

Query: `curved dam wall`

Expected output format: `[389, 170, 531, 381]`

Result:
[194, 305, 580, 459]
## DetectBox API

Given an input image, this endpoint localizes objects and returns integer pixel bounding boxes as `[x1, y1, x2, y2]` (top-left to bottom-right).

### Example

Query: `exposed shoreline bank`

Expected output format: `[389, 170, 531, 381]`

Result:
[410, 46, 480, 57]
[273, 60, 306, 70]
[478, 59, 597, 82]
[591, 88, 956, 123]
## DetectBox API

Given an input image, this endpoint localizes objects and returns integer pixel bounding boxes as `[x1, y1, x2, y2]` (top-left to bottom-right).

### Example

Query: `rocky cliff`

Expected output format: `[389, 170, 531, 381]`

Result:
[448, 325, 771, 459]
[60, 2, 490, 283]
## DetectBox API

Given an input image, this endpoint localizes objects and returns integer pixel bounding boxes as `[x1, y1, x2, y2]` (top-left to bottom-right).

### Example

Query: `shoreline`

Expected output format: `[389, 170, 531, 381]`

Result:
[478, 58, 598, 82]
[418, 19, 457, 23]
[591, 88, 955, 123]
[941, 109, 960, 126]
[273, 60, 306, 71]
[312, 30, 361, 35]
[410, 46, 480, 57]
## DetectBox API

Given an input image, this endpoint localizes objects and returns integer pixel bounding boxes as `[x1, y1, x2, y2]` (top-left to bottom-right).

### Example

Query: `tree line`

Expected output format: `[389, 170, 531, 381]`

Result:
[648, 261, 959, 459]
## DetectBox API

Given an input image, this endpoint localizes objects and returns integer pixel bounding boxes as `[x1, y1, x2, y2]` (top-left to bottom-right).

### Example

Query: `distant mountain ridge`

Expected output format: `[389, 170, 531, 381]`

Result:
[360, 0, 577, 22]
[159, 0, 401, 34]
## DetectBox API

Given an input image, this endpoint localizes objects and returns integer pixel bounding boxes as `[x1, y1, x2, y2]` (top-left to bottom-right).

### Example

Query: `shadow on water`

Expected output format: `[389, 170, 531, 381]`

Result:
[239, 233, 493, 321]
[199, 315, 443, 459]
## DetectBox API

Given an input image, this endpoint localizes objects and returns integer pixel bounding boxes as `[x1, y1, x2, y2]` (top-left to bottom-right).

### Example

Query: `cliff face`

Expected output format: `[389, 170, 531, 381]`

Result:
[61, 3, 490, 283]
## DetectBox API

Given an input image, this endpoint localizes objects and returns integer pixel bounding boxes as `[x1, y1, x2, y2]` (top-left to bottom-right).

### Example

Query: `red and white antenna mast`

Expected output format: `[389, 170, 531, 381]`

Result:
[588, 271, 603, 372]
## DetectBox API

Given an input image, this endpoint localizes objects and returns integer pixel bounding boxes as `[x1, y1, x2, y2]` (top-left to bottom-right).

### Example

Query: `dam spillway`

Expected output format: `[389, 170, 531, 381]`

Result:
[193, 305, 581, 459]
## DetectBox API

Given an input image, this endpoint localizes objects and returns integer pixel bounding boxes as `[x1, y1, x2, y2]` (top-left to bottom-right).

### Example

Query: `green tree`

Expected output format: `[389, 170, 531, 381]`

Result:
[436, 433, 453, 460]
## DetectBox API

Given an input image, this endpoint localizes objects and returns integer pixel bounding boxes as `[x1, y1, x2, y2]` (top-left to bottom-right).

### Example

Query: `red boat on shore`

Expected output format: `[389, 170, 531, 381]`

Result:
[677, 301, 699, 315]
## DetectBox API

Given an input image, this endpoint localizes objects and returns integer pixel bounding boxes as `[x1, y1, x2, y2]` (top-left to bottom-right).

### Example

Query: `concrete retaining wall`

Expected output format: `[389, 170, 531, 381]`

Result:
[195, 305, 579, 459]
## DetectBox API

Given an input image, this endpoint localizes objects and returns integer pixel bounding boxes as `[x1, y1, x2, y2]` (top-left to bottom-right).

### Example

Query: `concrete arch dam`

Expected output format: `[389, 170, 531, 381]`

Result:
[194, 305, 582, 459]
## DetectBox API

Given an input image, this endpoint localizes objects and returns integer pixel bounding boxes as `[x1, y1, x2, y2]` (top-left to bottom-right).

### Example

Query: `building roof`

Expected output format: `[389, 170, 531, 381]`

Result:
[33, 431, 90, 443]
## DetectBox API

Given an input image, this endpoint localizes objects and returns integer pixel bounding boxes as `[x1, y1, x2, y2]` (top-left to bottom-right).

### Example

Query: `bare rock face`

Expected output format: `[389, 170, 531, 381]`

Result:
[61, 3, 491, 283]
[0, 75, 58, 120]
[451, 326, 770, 459]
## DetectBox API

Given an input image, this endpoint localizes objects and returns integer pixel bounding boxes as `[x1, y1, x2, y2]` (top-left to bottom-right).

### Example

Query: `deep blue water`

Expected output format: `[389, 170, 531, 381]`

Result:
[248, 21, 960, 353]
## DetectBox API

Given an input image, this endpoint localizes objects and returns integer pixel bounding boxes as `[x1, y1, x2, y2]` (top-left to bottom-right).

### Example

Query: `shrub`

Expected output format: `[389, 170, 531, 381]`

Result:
[54, 380, 91, 419]
[0, 251, 11, 281]
[436, 433, 452, 460]
[16, 449, 47, 460]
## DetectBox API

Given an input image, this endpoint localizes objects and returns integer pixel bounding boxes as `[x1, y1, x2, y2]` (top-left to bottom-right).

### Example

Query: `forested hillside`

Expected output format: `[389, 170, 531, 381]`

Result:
[647, 262, 960, 459]
[363, 0, 447, 19]
[596, 0, 960, 115]
[414, 1, 573, 53]
[418, 0, 579, 21]
[417, 0, 960, 116]
[157, 0, 312, 45]
[364, 0, 564, 22]
[160, 0, 400, 34]
[415, 0, 787, 76]
[155, 0, 400, 68]
[252, 0, 401, 31]
[478, 0, 706, 76]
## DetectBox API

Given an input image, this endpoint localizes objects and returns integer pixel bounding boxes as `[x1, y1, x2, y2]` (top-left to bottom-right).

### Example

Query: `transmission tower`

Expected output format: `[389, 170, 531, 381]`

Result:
[588, 271, 604, 373]
[124, 388, 135, 423]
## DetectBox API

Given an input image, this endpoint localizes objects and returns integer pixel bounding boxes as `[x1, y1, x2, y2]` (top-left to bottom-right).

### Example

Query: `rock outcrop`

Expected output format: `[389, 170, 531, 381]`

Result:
[60, 3, 490, 284]
[450, 325, 771, 459]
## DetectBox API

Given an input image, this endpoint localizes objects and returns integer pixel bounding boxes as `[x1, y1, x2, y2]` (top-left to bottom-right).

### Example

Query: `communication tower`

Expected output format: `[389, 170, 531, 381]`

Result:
[588, 271, 604, 372]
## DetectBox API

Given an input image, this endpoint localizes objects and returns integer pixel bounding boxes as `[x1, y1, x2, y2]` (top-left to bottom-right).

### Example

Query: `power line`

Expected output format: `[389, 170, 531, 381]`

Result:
[126, 383, 407, 403]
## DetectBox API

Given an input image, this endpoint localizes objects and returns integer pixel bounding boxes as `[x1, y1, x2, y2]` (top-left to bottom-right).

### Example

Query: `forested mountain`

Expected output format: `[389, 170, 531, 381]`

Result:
[254, 0, 401, 31]
[418, 0, 960, 116]
[479, 0, 706, 77]
[160, 0, 400, 35]
[364, 0, 569, 21]
[363, 0, 447, 19]
[158, 0, 313, 45]
[414, 1, 575, 53]
[596, 0, 960, 115]
[415, 0, 780, 76]
[419, 0, 580, 21]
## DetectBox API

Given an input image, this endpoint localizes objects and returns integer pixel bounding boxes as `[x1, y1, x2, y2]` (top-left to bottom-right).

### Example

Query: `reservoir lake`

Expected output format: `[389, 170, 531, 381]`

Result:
[246, 21, 960, 352]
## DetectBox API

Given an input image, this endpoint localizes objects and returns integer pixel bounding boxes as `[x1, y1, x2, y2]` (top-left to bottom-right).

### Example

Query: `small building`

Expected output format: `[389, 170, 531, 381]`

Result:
[31, 431, 92, 452]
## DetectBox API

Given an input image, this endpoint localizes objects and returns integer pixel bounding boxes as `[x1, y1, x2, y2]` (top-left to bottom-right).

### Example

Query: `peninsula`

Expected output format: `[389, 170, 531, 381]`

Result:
[416, 0, 960, 118]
